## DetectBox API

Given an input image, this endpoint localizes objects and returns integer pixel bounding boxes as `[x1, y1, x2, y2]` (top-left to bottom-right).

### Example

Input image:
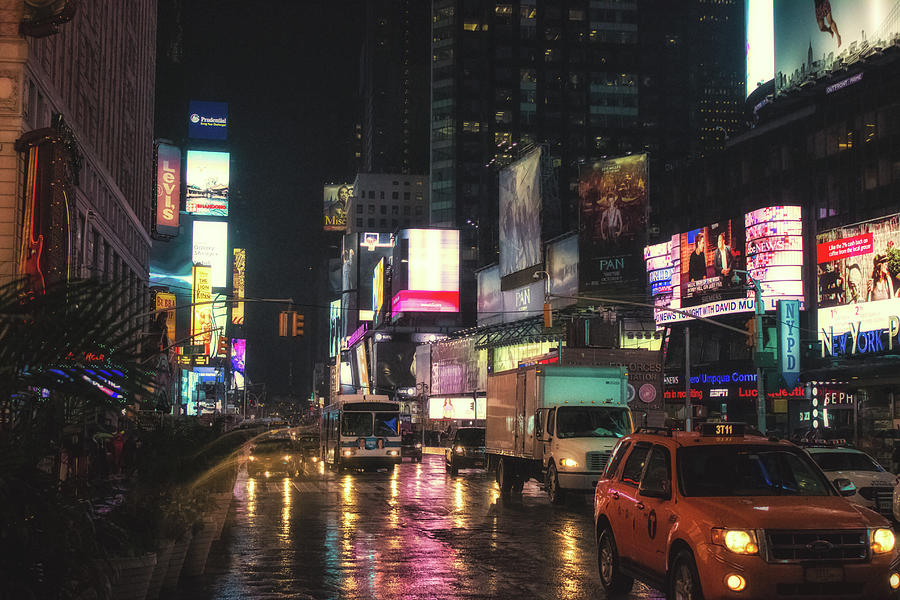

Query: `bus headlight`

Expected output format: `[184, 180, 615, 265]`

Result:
[343, 450, 355, 457]
[388, 450, 398, 456]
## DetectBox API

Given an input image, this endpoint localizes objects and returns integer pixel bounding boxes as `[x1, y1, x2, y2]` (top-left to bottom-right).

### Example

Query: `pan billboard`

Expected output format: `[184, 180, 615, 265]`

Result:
[324, 184, 352, 232]
[645, 206, 804, 324]
[499, 147, 542, 278]
[185, 150, 229, 216]
[477, 266, 503, 326]
[774, 0, 900, 93]
[579, 154, 648, 293]
[817, 213, 900, 357]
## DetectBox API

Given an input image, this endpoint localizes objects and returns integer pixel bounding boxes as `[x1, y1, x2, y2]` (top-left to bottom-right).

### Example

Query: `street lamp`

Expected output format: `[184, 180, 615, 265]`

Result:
[733, 269, 766, 433]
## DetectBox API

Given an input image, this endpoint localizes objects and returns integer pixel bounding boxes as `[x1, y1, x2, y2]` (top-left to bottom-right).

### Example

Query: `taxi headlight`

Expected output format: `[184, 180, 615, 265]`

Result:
[712, 528, 759, 555]
[311, 456, 318, 463]
[283, 455, 291, 461]
[559, 458, 578, 468]
[248, 456, 256, 461]
[890, 572, 900, 590]
[871, 528, 895, 554]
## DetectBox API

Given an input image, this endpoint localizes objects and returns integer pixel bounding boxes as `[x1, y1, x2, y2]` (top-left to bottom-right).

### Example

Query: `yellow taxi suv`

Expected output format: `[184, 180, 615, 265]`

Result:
[594, 423, 900, 600]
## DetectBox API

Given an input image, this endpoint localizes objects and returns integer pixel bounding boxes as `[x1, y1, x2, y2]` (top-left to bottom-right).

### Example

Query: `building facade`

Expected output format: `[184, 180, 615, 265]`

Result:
[349, 173, 429, 234]
[0, 1, 155, 308]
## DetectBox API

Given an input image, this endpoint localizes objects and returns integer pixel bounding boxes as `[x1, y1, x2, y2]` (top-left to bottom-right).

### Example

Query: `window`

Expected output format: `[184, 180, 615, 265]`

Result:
[380, 191, 385, 199]
[603, 440, 631, 479]
[391, 205, 399, 215]
[342, 412, 373, 437]
[403, 206, 411, 216]
[368, 218, 375, 227]
[374, 413, 399, 436]
[356, 204, 363, 214]
[547, 408, 556, 437]
[379, 218, 387, 227]
[356, 218, 363, 227]
[639, 446, 671, 495]
[368, 205, 375, 214]
[380, 205, 387, 215]
[392, 191, 399, 200]
[415, 206, 423, 215]
[368, 190, 375, 199]
[403, 192, 410, 200]
[620, 443, 651, 487]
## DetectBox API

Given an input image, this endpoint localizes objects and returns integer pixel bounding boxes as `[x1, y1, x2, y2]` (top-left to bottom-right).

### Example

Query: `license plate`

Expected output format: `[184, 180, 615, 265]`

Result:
[805, 567, 844, 583]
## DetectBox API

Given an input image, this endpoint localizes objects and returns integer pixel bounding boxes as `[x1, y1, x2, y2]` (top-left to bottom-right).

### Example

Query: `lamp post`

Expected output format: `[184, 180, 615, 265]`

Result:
[733, 269, 766, 433]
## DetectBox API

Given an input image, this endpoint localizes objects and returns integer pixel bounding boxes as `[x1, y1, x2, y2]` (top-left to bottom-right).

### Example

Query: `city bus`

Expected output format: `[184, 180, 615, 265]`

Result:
[321, 395, 402, 470]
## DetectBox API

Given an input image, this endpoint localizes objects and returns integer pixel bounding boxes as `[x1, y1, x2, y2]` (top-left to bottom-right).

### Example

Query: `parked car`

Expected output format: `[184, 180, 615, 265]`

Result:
[247, 437, 299, 477]
[401, 432, 423, 462]
[804, 444, 897, 520]
[445, 427, 485, 475]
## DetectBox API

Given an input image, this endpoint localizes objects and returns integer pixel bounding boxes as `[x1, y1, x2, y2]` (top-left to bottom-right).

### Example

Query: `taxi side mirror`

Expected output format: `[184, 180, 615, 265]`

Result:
[833, 478, 856, 497]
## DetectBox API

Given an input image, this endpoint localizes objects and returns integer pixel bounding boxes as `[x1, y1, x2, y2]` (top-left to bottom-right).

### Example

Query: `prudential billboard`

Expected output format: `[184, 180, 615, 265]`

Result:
[188, 101, 228, 140]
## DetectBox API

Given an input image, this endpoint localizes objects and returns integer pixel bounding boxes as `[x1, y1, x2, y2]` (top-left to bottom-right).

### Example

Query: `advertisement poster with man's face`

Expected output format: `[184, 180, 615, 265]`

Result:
[817, 213, 900, 344]
[324, 184, 353, 232]
[579, 154, 648, 292]
[499, 147, 542, 278]
[775, 0, 900, 93]
[679, 219, 745, 308]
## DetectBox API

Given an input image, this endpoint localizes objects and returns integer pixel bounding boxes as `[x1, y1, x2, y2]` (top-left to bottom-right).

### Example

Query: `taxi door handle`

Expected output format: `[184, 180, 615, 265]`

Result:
[611, 491, 619, 500]
[635, 502, 645, 511]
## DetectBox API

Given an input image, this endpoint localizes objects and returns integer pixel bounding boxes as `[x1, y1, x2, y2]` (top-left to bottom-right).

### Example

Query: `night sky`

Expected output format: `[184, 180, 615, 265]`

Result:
[157, 0, 365, 397]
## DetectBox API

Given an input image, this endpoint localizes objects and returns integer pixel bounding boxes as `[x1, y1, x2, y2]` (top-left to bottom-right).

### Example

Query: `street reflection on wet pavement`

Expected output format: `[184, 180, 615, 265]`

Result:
[176, 454, 662, 599]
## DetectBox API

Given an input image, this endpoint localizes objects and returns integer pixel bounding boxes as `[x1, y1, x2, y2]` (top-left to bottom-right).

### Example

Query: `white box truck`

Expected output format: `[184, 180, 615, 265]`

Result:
[485, 364, 633, 503]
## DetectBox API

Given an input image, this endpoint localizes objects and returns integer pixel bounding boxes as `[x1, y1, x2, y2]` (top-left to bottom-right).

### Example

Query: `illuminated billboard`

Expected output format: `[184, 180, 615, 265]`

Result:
[155, 291, 177, 346]
[372, 257, 386, 325]
[428, 397, 486, 421]
[232, 248, 245, 326]
[231, 338, 246, 374]
[188, 101, 228, 140]
[155, 143, 180, 235]
[579, 154, 648, 293]
[185, 150, 229, 216]
[645, 206, 804, 325]
[499, 147, 542, 278]
[324, 184, 352, 232]
[191, 265, 212, 354]
[547, 234, 578, 309]
[817, 213, 900, 357]
[477, 266, 502, 326]
[774, 0, 900, 93]
[192, 220, 228, 288]
[329, 299, 342, 358]
[392, 229, 460, 313]
[746, 0, 774, 97]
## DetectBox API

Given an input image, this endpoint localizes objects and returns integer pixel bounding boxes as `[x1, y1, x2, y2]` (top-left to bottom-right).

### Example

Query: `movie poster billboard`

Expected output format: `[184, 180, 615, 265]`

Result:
[373, 341, 416, 391]
[329, 299, 342, 358]
[156, 143, 181, 235]
[155, 291, 177, 346]
[477, 266, 502, 326]
[817, 213, 900, 356]
[324, 184, 352, 232]
[192, 220, 228, 288]
[645, 206, 804, 325]
[547, 234, 578, 309]
[579, 154, 648, 293]
[499, 147, 542, 278]
[232, 248, 245, 326]
[231, 338, 246, 374]
[191, 265, 212, 354]
[185, 150, 229, 216]
[188, 101, 228, 140]
[774, 0, 900, 93]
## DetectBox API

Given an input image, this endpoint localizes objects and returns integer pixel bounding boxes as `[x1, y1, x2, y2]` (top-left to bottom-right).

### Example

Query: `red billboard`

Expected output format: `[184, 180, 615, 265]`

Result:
[156, 143, 180, 235]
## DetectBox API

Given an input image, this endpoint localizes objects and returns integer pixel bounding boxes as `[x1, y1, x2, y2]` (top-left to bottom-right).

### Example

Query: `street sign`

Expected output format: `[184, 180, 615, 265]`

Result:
[179, 344, 205, 355]
[777, 299, 801, 389]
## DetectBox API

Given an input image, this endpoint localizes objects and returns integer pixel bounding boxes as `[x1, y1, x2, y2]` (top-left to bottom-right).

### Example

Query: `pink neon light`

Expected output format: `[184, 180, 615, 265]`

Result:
[391, 290, 459, 313]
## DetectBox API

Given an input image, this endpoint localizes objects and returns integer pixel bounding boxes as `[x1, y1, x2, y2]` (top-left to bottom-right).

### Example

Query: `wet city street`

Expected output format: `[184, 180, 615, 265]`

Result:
[175, 453, 662, 599]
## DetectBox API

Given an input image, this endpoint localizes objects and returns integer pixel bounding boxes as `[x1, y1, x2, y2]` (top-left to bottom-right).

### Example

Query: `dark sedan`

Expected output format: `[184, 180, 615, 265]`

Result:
[401, 432, 423, 462]
[247, 438, 299, 477]
[445, 427, 485, 475]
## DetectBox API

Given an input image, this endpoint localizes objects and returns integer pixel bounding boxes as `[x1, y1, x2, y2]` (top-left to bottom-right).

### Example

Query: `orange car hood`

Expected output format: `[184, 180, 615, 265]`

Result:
[682, 495, 884, 530]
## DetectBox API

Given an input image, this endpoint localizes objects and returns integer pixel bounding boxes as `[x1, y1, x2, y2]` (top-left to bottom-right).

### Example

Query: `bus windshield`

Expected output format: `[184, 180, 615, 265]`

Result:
[375, 412, 399, 436]
[342, 412, 373, 437]
[555, 407, 632, 439]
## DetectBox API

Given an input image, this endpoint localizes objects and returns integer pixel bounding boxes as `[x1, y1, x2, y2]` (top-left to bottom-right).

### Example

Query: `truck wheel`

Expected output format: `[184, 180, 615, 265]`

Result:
[597, 525, 633, 595]
[669, 549, 704, 600]
[497, 458, 513, 497]
[547, 462, 565, 504]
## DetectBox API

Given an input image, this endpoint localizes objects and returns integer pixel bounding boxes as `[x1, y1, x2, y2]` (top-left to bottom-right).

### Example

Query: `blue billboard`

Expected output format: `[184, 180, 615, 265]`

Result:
[188, 101, 228, 140]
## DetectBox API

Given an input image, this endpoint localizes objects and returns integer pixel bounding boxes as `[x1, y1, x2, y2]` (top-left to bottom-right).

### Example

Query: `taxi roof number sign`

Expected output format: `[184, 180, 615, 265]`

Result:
[699, 422, 746, 437]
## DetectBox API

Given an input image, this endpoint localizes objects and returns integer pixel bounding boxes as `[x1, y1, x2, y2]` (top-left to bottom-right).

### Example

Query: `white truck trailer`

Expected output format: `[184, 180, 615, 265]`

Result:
[485, 364, 633, 502]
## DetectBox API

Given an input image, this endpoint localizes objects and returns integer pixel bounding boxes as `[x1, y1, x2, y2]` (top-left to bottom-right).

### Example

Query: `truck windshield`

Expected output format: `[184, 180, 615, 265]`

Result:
[555, 407, 631, 439]
[678, 446, 833, 497]
[342, 412, 373, 437]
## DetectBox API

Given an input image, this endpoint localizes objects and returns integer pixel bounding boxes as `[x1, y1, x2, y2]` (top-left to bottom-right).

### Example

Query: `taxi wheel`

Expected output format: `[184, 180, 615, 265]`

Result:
[669, 550, 704, 600]
[547, 463, 565, 504]
[597, 525, 633, 595]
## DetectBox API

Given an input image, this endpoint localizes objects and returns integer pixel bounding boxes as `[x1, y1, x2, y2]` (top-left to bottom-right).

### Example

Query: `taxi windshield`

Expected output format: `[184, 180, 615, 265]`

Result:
[678, 445, 833, 497]
[810, 451, 884, 472]
[555, 407, 632, 439]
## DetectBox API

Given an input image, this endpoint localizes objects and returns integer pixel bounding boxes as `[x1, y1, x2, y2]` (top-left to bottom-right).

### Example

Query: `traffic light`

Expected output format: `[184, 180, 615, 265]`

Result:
[293, 312, 305, 336]
[278, 311, 291, 336]
[744, 317, 757, 349]
[217, 334, 230, 357]
[543, 302, 553, 329]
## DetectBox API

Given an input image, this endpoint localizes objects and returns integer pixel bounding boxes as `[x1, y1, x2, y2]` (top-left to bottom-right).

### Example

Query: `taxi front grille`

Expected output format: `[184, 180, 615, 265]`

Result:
[765, 529, 868, 563]
[776, 582, 862, 597]
[586, 451, 611, 472]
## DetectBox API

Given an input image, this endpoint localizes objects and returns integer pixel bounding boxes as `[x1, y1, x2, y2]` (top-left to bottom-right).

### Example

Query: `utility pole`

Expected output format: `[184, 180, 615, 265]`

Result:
[685, 326, 692, 432]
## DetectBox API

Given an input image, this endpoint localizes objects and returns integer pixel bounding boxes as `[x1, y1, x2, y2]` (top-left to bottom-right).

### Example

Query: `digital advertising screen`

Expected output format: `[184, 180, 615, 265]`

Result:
[155, 291, 177, 346]
[774, 0, 900, 93]
[477, 265, 502, 326]
[579, 154, 649, 293]
[191, 265, 212, 354]
[188, 101, 228, 140]
[192, 220, 228, 288]
[392, 229, 459, 314]
[231, 338, 246, 374]
[373, 257, 386, 318]
[645, 206, 804, 325]
[355, 232, 393, 318]
[499, 147, 542, 278]
[185, 150, 229, 216]
[156, 143, 181, 235]
[373, 341, 416, 391]
[324, 184, 352, 232]
[232, 248, 245, 326]
[329, 299, 342, 358]
[547, 234, 578, 309]
[428, 397, 486, 421]
[746, 0, 774, 98]
[817, 213, 900, 357]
